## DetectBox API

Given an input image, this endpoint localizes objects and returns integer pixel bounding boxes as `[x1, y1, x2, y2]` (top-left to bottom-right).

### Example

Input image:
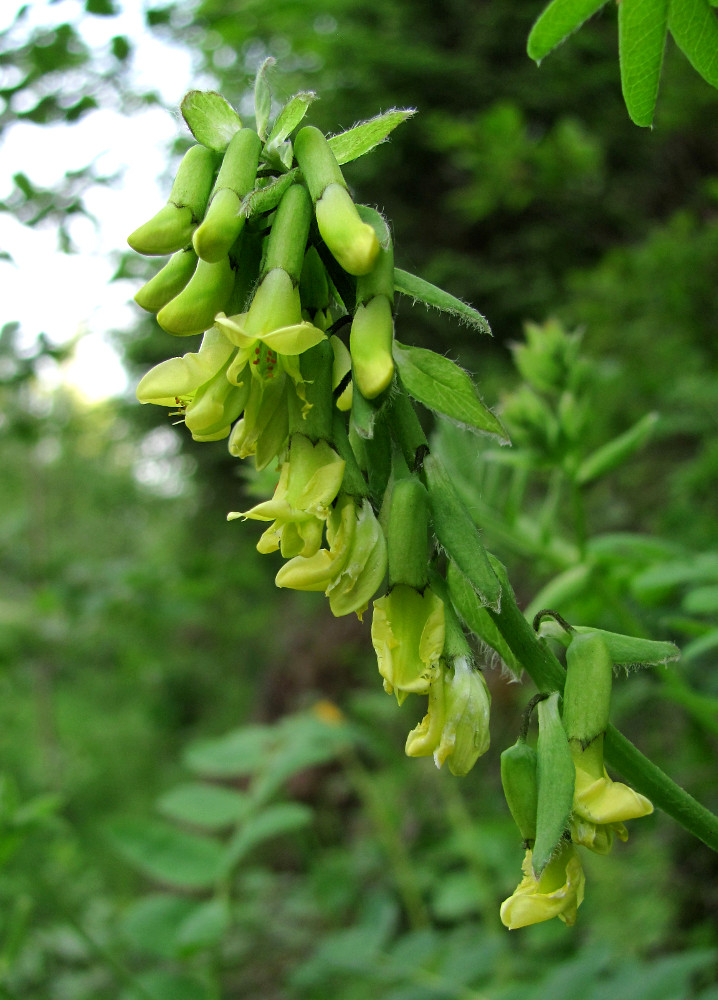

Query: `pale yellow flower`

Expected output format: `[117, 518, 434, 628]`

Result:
[500, 842, 585, 930]
[371, 585, 445, 704]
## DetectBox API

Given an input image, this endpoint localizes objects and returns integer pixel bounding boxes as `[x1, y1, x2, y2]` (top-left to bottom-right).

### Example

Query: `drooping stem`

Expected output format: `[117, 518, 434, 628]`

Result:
[488, 562, 718, 853]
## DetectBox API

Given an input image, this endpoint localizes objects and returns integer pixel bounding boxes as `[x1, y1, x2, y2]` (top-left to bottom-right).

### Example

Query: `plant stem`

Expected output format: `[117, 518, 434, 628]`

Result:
[488, 565, 718, 853]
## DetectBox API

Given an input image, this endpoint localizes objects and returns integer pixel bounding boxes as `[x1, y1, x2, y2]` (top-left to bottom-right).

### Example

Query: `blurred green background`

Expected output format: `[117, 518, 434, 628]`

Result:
[1, 0, 717, 997]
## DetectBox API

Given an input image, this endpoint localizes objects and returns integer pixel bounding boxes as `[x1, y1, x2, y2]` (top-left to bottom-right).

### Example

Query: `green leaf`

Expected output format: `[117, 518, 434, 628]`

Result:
[682, 584, 718, 615]
[180, 91, 242, 151]
[254, 57, 275, 140]
[183, 725, 276, 778]
[393, 268, 491, 336]
[266, 91, 318, 148]
[533, 693, 575, 876]
[240, 169, 298, 219]
[223, 802, 313, 869]
[576, 412, 659, 484]
[393, 342, 508, 442]
[327, 108, 417, 165]
[447, 559, 522, 675]
[668, 0, 718, 88]
[106, 818, 224, 889]
[120, 893, 197, 960]
[120, 969, 208, 1000]
[422, 455, 502, 610]
[157, 783, 251, 830]
[175, 898, 230, 954]
[619, 0, 669, 126]
[527, 0, 611, 62]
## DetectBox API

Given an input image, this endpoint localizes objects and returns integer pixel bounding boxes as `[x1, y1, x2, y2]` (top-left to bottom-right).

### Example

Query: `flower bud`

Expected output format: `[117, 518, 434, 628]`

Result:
[501, 740, 539, 844]
[157, 257, 234, 336]
[350, 296, 395, 399]
[134, 248, 198, 313]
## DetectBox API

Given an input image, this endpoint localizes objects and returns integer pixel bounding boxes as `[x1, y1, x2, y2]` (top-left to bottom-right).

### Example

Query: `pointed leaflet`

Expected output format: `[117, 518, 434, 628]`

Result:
[668, 0, 718, 89]
[527, 0, 611, 62]
[619, 0, 669, 126]
[266, 91, 318, 147]
[393, 341, 508, 442]
[393, 268, 491, 336]
[327, 109, 417, 165]
[181, 91, 242, 151]
[254, 57, 275, 140]
[423, 454, 502, 610]
[576, 412, 659, 485]
[106, 818, 225, 890]
[240, 169, 298, 219]
[447, 559, 521, 674]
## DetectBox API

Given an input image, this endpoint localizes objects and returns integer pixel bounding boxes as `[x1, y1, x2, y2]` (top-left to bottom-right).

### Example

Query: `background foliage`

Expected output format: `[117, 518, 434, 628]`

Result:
[1, 0, 717, 996]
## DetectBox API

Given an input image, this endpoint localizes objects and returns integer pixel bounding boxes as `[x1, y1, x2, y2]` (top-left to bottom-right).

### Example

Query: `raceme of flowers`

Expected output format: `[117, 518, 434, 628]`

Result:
[127, 80, 661, 930]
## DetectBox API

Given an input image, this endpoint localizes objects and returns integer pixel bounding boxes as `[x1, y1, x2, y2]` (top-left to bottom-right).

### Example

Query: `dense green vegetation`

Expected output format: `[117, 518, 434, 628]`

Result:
[1, 0, 717, 996]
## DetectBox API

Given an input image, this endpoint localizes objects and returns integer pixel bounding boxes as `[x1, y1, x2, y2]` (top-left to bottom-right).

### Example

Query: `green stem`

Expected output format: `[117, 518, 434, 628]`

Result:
[488, 561, 718, 853]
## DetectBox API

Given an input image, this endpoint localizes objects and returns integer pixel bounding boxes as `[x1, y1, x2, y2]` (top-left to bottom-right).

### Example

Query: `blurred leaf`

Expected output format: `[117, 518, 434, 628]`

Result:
[120, 893, 197, 959]
[175, 898, 230, 954]
[106, 818, 224, 889]
[111, 35, 131, 60]
[682, 584, 718, 615]
[576, 412, 659, 485]
[223, 802, 313, 868]
[85, 0, 118, 14]
[183, 725, 276, 778]
[120, 969, 208, 1000]
[157, 783, 251, 829]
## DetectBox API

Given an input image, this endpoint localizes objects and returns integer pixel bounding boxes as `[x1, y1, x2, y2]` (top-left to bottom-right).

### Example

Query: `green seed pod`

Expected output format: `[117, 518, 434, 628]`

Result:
[533, 693, 575, 877]
[134, 248, 198, 313]
[562, 632, 613, 748]
[157, 256, 234, 336]
[193, 128, 262, 263]
[387, 474, 430, 590]
[501, 740, 539, 844]
[128, 145, 216, 256]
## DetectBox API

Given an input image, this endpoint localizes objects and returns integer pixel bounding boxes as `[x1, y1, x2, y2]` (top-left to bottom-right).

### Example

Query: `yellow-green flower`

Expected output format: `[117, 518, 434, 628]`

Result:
[406, 656, 491, 776]
[227, 373, 290, 470]
[570, 762, 653, 854]
[136, 326, 248, 441]
[276, 495, 387, 617]
[136, 326, 234, 407]
[215, 268, 326, 392]
[500, 842, 585, 930]
[371, 585, 445, 704]
[228, 433, 345, 558]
